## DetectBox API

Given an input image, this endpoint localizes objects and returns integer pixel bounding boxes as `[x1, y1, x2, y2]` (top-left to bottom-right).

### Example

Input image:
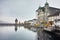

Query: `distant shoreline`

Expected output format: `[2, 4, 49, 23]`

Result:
[0, 23, 24, 26]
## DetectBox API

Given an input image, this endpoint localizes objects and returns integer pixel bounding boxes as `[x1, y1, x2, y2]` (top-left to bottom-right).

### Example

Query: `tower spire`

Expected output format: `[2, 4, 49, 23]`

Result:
[46, 0, 47, 3]
[45, 0, 49, 5]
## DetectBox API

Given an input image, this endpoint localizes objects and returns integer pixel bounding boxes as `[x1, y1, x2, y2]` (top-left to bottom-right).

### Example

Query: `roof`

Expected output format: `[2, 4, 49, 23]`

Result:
[28, 19, 37, 22]
[48, 11, 60, 17]
[49, 7, 60, 15]
[15, 18, 18, 22]
[55, 19, 60, 21]
[36, 7, 45, 12]
[45, 2, 49, 5]
[36, 6, 60, 15]
[33, 19, 37, 20]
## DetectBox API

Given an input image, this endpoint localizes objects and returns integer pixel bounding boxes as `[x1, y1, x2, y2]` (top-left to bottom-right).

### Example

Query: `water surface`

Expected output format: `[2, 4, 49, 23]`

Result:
[0, 26, 37, 40]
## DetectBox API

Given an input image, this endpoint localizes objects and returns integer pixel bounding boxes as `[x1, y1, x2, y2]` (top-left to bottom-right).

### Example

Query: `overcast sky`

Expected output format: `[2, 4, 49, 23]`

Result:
[0, 0, 60, 23]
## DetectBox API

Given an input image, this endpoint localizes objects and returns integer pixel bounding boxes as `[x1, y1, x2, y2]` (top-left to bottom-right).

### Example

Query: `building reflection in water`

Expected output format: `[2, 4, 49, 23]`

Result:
[14, 26, 60, 40]
[14, 25, 21, 32]
[24, 26, 48, 40]
[37, 30, 52, 40]
[15, 25, 18, 32]
[24, 26, 59, 40]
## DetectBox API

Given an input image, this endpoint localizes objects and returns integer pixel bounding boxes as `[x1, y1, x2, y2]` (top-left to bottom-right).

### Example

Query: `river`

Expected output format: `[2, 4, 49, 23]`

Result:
[0, 26, 59, 40]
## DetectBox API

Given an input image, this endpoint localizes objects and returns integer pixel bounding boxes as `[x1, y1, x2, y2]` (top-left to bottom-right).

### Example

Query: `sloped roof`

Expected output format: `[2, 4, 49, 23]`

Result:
[45, 2, 49, 5]
[36, 7, 45, 12]
[49, 7, 60, 15]
[55, 19, 60, 21]
[28, 19, 37, 22]
[36, 6, 60, 15]
[48, 11, 60, 17]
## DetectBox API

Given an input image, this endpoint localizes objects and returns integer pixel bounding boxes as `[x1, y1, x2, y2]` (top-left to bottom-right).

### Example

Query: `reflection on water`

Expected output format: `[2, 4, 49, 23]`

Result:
[0, 26, 37, 40]
[23, 26, 60, 40]
[15, 25, 18, 32]
[0, 26, 60, 40]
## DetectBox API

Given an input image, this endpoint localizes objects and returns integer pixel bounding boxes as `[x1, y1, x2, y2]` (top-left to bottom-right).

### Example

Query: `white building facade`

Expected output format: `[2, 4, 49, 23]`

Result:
[36, 1, 60, 27]
[36, 2, 50, 27]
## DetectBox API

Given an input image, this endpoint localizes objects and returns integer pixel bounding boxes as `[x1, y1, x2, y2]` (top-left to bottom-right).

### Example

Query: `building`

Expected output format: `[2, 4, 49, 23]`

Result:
[15, 18, 18, 25]
[29, 19, 37, 26]
[48, 11, 60, 21]
[24, 19, 37, 26]
[49, 12, 60, 27]
[36, 1, 60, 27]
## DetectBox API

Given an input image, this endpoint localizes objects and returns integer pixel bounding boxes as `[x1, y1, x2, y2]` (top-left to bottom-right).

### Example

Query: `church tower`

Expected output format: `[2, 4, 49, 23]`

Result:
[44, 0, 49, 22]
[15, 18, 18, 25]
[36, 6, 45, 27]
[36, 0, 50, 27]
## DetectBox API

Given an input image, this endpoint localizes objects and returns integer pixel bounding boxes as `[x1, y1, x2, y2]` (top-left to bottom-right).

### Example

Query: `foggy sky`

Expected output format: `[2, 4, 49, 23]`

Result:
[0, 0, 60, 23]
